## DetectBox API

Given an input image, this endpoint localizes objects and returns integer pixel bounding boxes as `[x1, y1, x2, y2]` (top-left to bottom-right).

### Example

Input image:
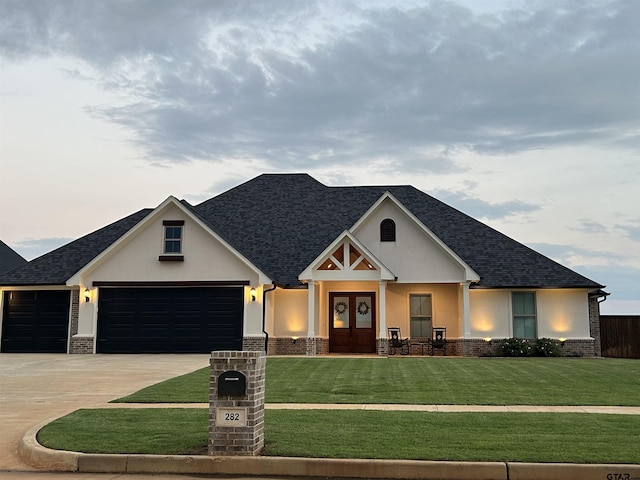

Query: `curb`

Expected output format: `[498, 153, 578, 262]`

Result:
[20, 423, 640, 480]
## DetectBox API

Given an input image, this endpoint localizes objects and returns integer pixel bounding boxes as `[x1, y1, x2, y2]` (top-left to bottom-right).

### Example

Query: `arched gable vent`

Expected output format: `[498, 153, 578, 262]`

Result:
[380, 219, 396, 242]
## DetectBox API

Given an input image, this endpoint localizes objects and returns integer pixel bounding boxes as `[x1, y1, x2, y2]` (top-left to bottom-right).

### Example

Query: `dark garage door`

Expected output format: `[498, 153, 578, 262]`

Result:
[1, 290, 70, 353]
[97, 287, 244, 353]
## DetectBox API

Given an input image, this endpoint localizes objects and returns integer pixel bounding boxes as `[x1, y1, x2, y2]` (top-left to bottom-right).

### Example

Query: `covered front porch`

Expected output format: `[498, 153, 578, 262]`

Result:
[265, 279, 475, 356]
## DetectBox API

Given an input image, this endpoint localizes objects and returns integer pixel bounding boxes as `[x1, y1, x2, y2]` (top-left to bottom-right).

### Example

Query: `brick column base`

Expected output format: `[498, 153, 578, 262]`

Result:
[209, 351, 266, 456]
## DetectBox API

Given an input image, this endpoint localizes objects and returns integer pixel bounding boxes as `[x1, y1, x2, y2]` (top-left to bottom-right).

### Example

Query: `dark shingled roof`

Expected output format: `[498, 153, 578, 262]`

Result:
[0, 240, 27, 274]
[0, 174, 603, 290]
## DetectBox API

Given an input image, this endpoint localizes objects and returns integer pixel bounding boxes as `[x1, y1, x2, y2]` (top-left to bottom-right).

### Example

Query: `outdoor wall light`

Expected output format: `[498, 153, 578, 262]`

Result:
[250, 287, 256, 302]
[84, 288, 91, 303]
[291, 336, 299, 344]
[558, 337, 566, 347]
[483, 337, 492, 344]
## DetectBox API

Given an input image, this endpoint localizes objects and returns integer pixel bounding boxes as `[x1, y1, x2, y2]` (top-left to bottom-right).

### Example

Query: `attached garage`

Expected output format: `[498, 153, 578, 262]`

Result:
[96, 286, 244, 353]
[1, 290, 70, 353]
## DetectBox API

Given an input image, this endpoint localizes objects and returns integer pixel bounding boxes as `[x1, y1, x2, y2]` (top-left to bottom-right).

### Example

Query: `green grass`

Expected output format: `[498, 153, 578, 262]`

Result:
[114, 357, 640, 406]
[38, 408, 640, 464]
[37, 409, 209, 455]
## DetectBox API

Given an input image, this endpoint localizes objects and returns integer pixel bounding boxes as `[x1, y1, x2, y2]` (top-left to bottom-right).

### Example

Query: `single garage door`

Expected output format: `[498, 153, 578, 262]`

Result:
[97, 287, 244, 353]
[1, 290, 70, 353]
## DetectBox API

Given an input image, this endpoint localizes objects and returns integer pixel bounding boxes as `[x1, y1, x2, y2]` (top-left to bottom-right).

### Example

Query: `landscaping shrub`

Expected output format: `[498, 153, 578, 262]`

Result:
[532, 338, 562, 357]
[500, 338, 533, 357]
[500, 338, 562, 357]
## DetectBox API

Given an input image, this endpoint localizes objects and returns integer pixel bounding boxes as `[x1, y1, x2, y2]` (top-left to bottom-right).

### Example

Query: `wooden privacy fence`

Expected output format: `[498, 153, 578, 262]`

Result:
[600, 315, 640, 359]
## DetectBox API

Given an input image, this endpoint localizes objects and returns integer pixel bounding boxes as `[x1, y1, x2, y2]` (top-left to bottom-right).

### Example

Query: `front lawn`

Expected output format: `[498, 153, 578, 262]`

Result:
[38, 408, 640, 464]
[114, 357, 640, 406]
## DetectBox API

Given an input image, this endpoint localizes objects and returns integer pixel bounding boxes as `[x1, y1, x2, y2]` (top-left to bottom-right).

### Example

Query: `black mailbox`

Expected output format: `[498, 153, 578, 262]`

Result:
[218, 370, 247, 396]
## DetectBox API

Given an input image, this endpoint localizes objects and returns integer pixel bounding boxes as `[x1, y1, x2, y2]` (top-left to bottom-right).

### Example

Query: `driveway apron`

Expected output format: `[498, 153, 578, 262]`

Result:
[0, 354, 209, 471]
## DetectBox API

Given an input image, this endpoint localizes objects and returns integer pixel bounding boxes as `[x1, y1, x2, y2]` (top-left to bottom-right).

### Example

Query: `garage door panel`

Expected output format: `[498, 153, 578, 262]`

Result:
[97, 287, 244, 353]
[1, 291, 70, 353]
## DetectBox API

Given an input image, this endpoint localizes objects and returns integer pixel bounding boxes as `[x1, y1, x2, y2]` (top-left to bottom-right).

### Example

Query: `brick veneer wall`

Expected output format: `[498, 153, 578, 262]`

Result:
[267, 337, 328, 355]
[242, 337, 265, 352]
[249, 334, 598, 357]
[69, 336, 94, 354]
[68, 289, 96, 354]
[589, 295, 602, 357]
[209, 351, 266, 456]
[69, 289, 79, 337]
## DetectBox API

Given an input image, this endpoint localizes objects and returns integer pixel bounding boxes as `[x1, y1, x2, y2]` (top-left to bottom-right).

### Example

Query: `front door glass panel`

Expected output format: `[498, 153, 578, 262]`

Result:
[333, 296, 349, 329]
[355, 296, 372, 328]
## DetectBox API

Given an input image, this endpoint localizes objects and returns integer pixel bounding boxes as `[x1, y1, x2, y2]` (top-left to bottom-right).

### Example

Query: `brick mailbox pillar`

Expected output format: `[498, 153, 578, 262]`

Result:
[209, 351, 266, 456]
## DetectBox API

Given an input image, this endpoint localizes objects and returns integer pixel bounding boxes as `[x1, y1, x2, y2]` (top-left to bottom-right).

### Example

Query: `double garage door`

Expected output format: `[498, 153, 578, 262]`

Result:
[1, 287, 244, 354]
[97, 287, 244, 353]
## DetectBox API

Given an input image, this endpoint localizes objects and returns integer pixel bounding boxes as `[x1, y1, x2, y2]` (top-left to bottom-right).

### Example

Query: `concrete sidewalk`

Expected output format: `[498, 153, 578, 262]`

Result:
[100, 401, 640, 414]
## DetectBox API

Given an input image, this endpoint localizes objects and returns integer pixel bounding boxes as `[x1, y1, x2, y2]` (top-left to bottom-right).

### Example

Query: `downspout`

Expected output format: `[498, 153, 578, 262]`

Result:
[262, 283, 277, 353]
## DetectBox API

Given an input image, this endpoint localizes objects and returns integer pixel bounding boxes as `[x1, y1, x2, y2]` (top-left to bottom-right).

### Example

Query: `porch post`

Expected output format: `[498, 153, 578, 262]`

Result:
[462, 281, 471, 339]
[306, 281, 316, 356]
[378, 281, 387, 356]
[460, 281, 472, 356]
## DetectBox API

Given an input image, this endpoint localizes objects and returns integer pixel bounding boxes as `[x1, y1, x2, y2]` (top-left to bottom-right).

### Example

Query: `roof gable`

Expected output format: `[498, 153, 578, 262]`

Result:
[299, 230, 396, 282]
[350, 192, 480, 283]
[68, 196, 271, 286]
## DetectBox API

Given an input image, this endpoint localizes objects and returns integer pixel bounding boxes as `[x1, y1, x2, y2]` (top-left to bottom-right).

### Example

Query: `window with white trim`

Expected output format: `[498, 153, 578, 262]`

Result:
[163, 221, 184, 254]
[410, 294, 432, 337]
[512, 292, 537, 339]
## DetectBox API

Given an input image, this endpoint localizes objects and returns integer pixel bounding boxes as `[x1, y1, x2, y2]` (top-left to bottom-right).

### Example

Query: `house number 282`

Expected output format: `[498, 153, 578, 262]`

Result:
[217, 407, 247, 426]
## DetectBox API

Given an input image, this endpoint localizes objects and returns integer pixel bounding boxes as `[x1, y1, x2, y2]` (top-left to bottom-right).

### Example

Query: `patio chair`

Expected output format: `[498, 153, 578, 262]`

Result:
[388, 327, 410, 355]
[429, 327, 446, 356]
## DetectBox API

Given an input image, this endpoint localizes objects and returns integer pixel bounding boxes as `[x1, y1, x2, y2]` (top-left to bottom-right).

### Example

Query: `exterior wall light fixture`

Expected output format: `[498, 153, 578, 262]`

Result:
[291, 336, 299, 344]
[558, 337, 566, 347]
[250, 287, 257, 302]
[84, 288, 91, 303]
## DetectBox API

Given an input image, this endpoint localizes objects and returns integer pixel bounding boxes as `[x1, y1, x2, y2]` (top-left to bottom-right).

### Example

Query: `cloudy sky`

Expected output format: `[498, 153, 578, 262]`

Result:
[1, 0, 638, 314]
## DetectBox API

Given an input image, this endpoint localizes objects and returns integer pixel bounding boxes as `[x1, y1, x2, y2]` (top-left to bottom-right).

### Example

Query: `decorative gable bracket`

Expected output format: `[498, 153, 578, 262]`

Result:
[299, 231, 395, 282]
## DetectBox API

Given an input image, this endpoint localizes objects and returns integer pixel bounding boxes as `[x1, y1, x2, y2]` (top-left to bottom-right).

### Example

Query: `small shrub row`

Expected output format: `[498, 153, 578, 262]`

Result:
[499, 337, 562, 357]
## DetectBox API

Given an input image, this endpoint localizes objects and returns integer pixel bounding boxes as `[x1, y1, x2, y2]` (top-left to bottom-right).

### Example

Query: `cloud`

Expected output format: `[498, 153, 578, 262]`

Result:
[432, 190, 540, 219]
[615, 222, 640, 242]
[2, 0, 639, 173]
[530, 241, 640, 301]
[576, 220, 609, 234]
[12, 237, 74, 261]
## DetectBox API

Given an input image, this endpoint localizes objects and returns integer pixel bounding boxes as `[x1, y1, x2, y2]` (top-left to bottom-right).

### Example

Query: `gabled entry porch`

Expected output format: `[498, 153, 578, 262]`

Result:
[299, 231, 396, 356]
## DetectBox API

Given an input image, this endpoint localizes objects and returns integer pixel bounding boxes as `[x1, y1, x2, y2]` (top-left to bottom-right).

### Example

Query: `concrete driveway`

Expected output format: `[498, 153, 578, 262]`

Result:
[0, 353, 209, 472]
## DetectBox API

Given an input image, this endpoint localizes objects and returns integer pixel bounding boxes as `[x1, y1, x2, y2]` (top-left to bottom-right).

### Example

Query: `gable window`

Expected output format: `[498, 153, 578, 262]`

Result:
[410, 294, 432, 337]
[380, 219, 396, 242]
[512, 292, 537, 339]
[160, 220, 184, 261]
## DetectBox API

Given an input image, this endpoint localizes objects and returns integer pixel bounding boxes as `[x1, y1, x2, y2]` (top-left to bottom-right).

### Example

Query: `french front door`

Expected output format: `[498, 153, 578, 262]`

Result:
[329, 292, 376, 353]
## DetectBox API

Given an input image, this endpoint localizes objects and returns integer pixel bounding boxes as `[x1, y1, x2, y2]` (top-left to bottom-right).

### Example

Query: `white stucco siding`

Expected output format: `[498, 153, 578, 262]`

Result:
[83, 204, 259, 285]
[469, 288, 592, 339]
[353, 199, 465, 283]
[386, 283, 460, 338]
[469, 289, 512, 338]
[537, 289, 591, 338]
[273, 288, 308, 338]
